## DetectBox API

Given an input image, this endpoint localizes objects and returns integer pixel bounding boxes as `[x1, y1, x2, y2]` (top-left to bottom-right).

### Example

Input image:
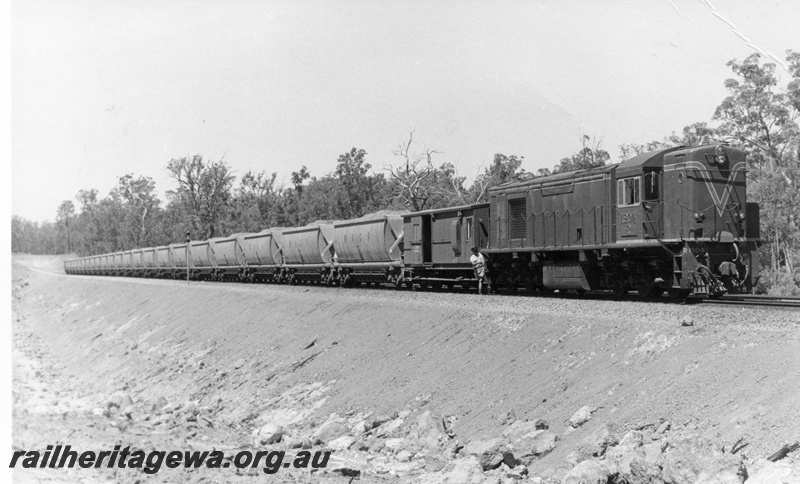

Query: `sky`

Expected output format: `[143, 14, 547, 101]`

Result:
[11, 0, 800, 222]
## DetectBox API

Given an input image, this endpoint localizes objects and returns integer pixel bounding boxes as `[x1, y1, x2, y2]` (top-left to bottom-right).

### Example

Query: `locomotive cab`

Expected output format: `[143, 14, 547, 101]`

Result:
[614, 147, 683, 242]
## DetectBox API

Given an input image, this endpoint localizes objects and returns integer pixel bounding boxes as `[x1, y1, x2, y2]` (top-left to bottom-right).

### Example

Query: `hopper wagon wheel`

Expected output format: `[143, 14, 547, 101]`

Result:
[431, 282, 443, 291]
[461, 281, 472, 291]
[635, 278, 655, 298]
[524, 278, 536, 293]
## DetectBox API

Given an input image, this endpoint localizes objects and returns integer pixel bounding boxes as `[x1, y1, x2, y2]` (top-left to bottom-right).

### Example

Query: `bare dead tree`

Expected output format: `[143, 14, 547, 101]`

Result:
[385, 130, 442, 212]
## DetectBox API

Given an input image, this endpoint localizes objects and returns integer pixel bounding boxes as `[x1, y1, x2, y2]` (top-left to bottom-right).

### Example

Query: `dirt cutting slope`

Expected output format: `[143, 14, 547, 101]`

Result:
[11, 256, 800, 483]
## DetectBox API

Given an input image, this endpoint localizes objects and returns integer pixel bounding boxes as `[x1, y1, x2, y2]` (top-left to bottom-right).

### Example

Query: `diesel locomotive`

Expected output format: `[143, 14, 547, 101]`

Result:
[64, 144, 760, 298]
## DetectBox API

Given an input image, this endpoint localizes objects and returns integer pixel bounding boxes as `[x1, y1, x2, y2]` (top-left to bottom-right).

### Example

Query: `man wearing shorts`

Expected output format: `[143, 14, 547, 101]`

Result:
[470, 247, 491, 294]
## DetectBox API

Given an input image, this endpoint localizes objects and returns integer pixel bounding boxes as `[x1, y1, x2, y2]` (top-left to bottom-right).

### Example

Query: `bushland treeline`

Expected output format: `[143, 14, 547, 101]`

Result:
[12, 52, 800, 294]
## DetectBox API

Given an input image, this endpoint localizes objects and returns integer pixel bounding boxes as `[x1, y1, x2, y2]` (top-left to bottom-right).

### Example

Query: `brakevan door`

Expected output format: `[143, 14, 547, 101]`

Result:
[464, 216, 474, 253]
[422, 215, 432, 263]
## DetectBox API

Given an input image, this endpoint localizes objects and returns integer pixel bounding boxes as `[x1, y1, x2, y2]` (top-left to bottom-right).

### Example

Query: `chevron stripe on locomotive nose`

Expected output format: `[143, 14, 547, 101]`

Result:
[665, 161, 746, 216]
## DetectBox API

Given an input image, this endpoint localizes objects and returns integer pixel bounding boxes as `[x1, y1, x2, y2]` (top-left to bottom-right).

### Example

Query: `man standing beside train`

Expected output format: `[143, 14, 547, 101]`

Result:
[470, 247, 491, 295]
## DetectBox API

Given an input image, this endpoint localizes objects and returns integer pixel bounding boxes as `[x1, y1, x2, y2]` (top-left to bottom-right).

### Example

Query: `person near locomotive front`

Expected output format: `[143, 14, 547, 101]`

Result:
[470, 247, 491, 294]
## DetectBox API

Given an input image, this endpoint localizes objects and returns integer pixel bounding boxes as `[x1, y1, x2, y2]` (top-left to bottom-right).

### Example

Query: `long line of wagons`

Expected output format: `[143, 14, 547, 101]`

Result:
[65, 145, 762, 298]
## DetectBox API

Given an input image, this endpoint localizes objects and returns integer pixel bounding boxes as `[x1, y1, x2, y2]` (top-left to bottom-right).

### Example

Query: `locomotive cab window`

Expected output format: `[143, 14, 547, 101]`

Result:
[617, 177, 640, 207]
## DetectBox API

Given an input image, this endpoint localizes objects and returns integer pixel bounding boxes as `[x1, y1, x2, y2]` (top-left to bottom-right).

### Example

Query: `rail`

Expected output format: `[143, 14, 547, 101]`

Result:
[699, 294, 800, 309]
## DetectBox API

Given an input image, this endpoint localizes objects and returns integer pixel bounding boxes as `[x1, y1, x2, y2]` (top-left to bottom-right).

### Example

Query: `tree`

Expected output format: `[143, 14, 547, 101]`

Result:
[334, 148, 387, 219]
[56, 200, 75, 253]
[468, 153, 533, 203]
[116, 174, 160, 247]
[540, 135, 610, 176]
[714, 53, 798, 173]
[232, 170, 282, 231]
[712, 52, 800, 287]
[386, 131, 465, 211]
[166, 155, 236, 239]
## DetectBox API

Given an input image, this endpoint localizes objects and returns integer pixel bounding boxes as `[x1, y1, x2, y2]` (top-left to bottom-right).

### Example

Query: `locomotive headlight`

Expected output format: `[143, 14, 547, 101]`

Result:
[737, 211, 745, 222]
[715, 144, 729, 166]
[694, 212, 705, 222]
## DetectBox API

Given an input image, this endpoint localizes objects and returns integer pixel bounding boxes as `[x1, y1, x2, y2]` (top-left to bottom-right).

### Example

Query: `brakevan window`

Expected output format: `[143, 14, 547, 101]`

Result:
[617, 177, 640, 207]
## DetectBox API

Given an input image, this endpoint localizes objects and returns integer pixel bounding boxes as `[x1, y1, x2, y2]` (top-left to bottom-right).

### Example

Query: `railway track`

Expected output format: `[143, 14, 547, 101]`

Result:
[699, 294, 800, 309]
[29, 263, 800, 310]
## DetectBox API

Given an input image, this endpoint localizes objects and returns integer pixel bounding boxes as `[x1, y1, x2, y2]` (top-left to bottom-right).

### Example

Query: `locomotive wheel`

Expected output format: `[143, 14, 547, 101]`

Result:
[612, 279, 629, 297]
[288, 274, 297, 285]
